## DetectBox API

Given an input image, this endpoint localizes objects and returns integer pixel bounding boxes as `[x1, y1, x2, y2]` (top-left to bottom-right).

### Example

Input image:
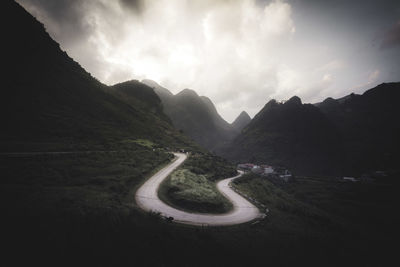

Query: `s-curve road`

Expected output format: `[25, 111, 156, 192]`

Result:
[135, 153, 263, 226]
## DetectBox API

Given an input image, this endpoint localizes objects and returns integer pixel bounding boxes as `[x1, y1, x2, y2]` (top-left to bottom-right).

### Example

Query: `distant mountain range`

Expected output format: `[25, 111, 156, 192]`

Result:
[142, 80, 250, 151]
[5, 0, 398, 176]
[1, 1, 195, 152]
[221, 83, 400, 176]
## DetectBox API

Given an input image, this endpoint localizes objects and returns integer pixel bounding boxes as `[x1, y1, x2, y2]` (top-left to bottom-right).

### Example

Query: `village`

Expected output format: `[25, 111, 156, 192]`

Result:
[237, 163, 294, 183]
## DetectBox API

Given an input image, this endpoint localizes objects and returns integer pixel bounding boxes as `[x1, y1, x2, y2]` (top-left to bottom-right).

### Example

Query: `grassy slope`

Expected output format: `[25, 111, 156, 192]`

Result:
[159, 169, 233, 214]
[159, 153, 236, 213]
[3, 164, 397, 267]
[0, 144, 174, 216]
[230, 172, 398, 264]
[1, 1, 197, 153]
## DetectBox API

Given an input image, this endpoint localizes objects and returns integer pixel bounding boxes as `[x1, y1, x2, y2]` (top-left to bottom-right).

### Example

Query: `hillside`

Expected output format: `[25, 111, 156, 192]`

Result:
[221, 96, 344, 175]
[222, 83, 400, 176]
[111, 80, 171, 123]
[317, 82, 400, 174]
[1, 0, 194, 152]
[143, 80, 239, 151]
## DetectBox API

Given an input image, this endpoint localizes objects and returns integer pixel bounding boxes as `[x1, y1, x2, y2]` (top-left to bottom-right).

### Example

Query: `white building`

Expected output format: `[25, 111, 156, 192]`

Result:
[263, 166, 274, 175]
[343, 177, 357, 182]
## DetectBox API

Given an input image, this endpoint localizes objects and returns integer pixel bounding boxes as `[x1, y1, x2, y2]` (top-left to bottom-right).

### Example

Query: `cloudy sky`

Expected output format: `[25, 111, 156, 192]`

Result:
[17, 0, 400, 122]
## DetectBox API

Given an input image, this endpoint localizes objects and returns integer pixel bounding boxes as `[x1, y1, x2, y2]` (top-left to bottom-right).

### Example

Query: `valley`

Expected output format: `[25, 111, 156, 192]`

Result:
[2, 1, 399, 266]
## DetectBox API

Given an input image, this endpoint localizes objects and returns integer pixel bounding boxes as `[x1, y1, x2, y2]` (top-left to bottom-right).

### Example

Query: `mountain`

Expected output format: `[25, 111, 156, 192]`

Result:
[1, 1, 194, 152]
[221, 96, 344, 175]
[222, 83, 400, 176]
[111, 80, 171, 122]
[317, 82, 400, 174]
[231, 111, 251, 132]
[143, 80, 238, 151]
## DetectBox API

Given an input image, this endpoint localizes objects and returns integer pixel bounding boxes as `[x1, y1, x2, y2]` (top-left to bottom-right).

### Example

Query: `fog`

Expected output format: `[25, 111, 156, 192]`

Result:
[18, 0, 400, 122]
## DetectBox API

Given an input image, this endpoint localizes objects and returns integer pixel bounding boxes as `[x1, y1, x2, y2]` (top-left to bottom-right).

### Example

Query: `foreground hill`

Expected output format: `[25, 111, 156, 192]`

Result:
[221, 83, 400, 176]
[1, 1, 194, 152]
[220, 96, 343, 175]
[143, 79, 248, 151]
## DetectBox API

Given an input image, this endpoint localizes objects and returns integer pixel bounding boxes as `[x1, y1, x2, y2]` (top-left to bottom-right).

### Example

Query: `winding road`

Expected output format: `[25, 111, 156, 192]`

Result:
[135, 153, 263, 226]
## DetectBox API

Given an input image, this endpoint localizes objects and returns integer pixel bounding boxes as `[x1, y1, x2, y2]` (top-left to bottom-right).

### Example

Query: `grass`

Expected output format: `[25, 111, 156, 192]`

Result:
[158, 152, 237, 214]
[231, 172, 399, 256]
[2, 151, 398, 266]
[122, 139, 155, 149]
[159, 168, 232, 213]
[0, 144, 174, 215]
[232, 172, 338, 233]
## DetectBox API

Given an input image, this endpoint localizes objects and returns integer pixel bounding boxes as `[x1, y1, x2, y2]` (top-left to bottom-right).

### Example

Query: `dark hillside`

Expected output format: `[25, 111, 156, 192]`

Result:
[221, 96, 343, 175]
[1, 0, 193, 152]
[111, 80, 171, 123]
[317, 82, 400, 174]
[143, 80, 238, 152]
[222, 83, 400, 176]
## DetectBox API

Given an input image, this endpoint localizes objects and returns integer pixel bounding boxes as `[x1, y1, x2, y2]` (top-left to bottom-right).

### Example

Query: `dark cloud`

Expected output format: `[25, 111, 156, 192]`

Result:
[381, 21, 400, 49]
[119, 0, 143, 13]
[18, 0, 94, 46]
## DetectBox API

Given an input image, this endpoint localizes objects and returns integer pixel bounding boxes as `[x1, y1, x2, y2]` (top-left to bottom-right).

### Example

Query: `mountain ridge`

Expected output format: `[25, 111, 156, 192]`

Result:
[142, 80, 247, 151]
[1, 1, 196, 152]
[221, 82, 400, 176]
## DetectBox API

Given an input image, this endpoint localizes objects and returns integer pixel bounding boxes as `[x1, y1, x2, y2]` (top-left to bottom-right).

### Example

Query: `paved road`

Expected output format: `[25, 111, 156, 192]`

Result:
[135, 153, 263, 226]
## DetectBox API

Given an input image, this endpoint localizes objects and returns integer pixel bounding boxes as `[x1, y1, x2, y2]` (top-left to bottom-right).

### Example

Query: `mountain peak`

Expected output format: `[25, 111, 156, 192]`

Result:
[232, 111, 251, 131]
[142, 79, 173, 96]
[285, 96, 302, 106]
[141, 79, 160, 88]
[176, 88, 199, 97]
[237, 111, 251, 120]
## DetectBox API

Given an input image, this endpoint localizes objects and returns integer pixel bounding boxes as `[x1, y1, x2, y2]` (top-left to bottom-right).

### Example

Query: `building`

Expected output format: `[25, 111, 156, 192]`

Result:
[251, 165, 263, 174]
[260, 165, 274, 175]
[237, 163, 255, 170]
[343, 176, 357, 182]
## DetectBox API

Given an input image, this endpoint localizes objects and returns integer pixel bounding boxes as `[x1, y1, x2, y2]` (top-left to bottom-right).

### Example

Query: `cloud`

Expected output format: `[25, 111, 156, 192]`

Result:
[16, 0, 399, 122]
[380, 21, 400, 50]
[119, 0, 143, 13]
[349, 69, 380, 93]
[18, 0, 94, 46]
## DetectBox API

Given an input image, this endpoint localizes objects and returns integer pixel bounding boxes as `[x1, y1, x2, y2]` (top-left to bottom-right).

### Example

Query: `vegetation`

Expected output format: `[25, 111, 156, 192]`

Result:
[222, 83, 400, 177]
[221, 96, 343, 176]
[233, 172, 336, 232]
[124, 139, 156, 149]
[317, 82, 400, 175]
[229, 172, 398, 265]
[159, 169, 232, 213]
[0, 144, 173, 215]
[1, 1, 198, 154]
[146, 80, 243, 152]
[159, 153, 236, 213]
[3, 159, 397, 266]
[2, 2, 397, 266]
[182, 153, 237, 181]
